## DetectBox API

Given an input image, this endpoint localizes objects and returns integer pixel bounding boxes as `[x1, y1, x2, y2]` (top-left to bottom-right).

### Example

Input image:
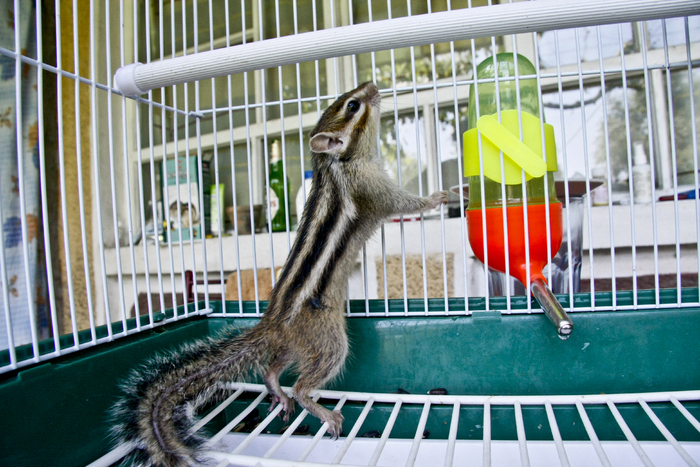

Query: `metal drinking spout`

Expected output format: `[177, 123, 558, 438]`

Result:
[531, 278, 573, 339]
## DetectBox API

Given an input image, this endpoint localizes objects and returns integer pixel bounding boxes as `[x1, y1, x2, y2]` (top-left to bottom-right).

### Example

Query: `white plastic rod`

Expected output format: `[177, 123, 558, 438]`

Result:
[113, 0, 700, 96]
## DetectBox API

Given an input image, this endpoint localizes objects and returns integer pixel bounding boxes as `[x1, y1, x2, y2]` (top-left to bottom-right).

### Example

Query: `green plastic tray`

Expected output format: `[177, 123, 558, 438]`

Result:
[1, 291, 699, 467]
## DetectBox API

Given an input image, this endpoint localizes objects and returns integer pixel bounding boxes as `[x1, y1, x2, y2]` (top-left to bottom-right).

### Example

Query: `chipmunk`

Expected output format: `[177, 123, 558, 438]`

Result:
[111, 82, 448, 467]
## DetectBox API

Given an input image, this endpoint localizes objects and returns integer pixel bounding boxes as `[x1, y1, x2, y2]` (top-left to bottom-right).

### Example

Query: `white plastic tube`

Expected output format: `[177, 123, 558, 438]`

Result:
[113, 0, 700, 96]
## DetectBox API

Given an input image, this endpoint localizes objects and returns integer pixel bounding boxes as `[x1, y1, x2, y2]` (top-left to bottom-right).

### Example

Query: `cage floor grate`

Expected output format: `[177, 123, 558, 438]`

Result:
[93, 384, 700, 467]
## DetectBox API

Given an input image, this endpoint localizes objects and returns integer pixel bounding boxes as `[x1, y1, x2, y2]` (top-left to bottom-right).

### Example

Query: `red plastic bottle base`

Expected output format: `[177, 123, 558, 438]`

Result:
[466, 203, 563, 287]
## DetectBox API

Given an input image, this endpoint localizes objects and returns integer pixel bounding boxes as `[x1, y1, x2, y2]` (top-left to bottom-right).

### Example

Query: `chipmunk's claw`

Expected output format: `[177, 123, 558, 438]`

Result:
[269, 394, 295, 422]
[325, 410, 344, 440]
[429, 190, 449, 208]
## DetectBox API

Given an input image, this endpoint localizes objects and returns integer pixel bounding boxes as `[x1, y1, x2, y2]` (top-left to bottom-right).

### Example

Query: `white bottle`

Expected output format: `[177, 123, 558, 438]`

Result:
[295, 170, 313, 228]
[632, 142, 652, 204]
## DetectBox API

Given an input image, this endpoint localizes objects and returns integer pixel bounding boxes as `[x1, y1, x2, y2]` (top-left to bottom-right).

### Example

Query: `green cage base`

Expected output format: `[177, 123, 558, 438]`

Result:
[1, 290, 699, 467]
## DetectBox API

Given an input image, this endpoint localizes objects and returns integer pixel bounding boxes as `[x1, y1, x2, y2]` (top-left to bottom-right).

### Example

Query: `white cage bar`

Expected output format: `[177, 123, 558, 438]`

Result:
[0, 0, 698, 364]
[0, 0, 700, 466]
[87, 383, 700, 467]
[112, 0, 700, 96]
[0, 2, 697, 353]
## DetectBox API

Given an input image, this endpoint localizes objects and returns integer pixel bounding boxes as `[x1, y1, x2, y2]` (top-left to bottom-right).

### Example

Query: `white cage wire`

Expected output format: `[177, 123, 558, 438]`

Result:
[89, 384, 700, 467]
[1, 0, 700, 466]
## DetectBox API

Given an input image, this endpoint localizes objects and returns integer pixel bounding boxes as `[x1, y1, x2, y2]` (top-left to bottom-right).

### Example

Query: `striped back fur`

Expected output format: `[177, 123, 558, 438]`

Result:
[266, 82, 383, 319]
[109, 82, 446, 467]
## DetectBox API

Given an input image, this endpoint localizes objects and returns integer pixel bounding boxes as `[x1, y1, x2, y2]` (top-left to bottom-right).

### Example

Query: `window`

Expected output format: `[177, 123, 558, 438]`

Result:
[139, 0, 256, 145]
[538, 17, 700, 201]
[537, 25, 634, 69]
[646, 16, 700, 49]
[380, 111, 428, 193]
[670, 67, 700, 187]
[131, 3, 700, 238]
[133, 0, 505, 231]
[353, 0, 494, 89]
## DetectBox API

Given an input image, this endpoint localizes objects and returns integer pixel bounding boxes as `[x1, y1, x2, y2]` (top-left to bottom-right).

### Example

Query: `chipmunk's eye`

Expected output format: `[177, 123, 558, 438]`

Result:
[347, 100, 360, 114]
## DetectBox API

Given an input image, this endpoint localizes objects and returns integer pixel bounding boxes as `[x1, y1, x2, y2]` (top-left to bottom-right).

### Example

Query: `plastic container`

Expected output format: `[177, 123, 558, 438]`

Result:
[2, 293, 700, 467]
[463, 53, 560, 287]
[464, 53, 573, 337]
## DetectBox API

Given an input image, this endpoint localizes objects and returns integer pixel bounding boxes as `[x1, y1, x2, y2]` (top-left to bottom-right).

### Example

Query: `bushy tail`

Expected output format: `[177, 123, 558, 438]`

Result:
[111, 326, 268, 467]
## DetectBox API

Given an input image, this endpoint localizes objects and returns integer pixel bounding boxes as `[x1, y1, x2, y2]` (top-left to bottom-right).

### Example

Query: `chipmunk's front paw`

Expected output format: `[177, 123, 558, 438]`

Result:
[429, 191, 449, 209]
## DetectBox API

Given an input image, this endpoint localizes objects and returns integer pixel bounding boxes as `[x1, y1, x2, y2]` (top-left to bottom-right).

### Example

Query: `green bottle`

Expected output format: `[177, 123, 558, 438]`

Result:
[268, 140, 290, 232]
[464, 53, 558, 209]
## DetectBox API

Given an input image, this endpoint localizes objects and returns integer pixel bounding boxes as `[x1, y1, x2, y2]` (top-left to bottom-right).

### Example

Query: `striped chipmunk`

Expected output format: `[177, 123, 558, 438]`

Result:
[111, 82, 448, 467]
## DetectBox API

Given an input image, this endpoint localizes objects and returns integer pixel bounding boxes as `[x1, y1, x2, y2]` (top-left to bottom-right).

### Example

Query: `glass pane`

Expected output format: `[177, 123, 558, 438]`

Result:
[380, 111, 428, 194]
[222, 142, 254, 230]
[437, 104, 469, 193]
[140, 0, 257, 146]
[261, 0, 327, 121]
[141, 78, 257, 146]
[352, 0, 497, 88]
[139, 160, 162, 240]
[146, 0, 254, 59]
[538, 24, 634, 69]
[597, 79, 649, 195]
[543, 86, 602, 180]
[212, 73, 257, 130]
[646, 16, 700, 49]
[264, 61, 328, 121]
[543, 79, 650, 201]
[671, 67, 700, 187]
[261, 0, 322, 38]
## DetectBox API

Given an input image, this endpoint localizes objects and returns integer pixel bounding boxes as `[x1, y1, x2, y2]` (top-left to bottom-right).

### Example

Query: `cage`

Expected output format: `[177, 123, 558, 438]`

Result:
[1, 0, 700, 466]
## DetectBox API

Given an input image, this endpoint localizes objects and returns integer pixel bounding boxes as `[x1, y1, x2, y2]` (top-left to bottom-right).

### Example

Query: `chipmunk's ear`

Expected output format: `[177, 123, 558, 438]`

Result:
[309, 132, 347, 155]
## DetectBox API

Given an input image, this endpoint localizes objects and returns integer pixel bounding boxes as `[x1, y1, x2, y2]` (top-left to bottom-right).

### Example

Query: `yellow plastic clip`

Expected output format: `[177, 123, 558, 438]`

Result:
[463, 110, 558, 185]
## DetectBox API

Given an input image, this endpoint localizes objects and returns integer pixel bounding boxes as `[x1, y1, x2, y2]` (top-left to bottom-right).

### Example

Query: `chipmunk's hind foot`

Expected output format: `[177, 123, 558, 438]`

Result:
[264, 356, 295, 423]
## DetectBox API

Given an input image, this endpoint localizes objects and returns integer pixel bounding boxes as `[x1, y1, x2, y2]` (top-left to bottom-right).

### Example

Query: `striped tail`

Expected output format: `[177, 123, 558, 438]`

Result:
[111, 327, 267, 467]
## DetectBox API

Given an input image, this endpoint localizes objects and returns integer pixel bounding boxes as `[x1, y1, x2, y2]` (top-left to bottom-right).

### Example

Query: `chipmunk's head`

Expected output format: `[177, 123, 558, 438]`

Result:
[309, 82, 381, 160]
